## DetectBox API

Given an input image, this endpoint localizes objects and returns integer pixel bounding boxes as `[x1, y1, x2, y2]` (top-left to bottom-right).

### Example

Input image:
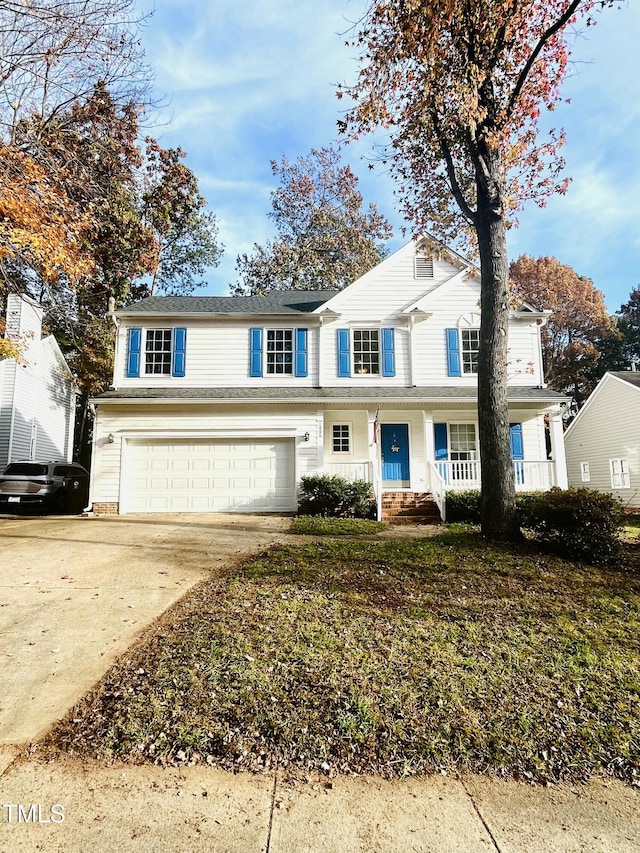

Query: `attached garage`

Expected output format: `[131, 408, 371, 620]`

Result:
[123, 438, 296, 513]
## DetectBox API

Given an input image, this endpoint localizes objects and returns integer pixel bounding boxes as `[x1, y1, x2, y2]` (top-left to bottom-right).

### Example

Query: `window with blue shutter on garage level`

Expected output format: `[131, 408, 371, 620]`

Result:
[126, 327, 186, 377]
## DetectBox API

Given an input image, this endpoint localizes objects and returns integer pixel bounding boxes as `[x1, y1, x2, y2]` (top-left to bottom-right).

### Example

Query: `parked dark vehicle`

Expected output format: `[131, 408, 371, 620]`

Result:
[0, 461, 89, 514]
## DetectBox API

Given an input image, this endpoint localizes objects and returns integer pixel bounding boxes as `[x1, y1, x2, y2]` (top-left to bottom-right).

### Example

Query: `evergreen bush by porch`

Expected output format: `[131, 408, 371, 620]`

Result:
[298, 474, 375, 519]
[445, 487, 624, 564]
[518, 488, 624, 565]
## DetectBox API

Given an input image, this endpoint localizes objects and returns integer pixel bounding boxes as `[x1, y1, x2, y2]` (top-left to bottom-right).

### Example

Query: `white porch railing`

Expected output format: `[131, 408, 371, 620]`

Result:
[323, 462, 373, 483]
[427, 462, 447, 520]
[433, 460, 556, 492]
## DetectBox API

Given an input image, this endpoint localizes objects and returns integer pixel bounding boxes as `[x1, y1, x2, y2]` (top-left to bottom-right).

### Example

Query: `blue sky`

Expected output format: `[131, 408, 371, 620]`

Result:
[141, 0, 639, 313]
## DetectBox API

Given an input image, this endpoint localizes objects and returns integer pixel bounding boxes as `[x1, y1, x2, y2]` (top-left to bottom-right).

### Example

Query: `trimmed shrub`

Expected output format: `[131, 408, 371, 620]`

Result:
[518, 487, 624, 565]
[445, 489, 481, 523]
[445, 487, 623, 564]
[298, 474, 376, 519]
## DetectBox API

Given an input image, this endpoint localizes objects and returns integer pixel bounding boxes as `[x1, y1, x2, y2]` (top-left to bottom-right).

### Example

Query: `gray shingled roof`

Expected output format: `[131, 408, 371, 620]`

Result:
[118, 291, 338, 316]
[609, 371, 640, 389]
[94, 386, 567, 404]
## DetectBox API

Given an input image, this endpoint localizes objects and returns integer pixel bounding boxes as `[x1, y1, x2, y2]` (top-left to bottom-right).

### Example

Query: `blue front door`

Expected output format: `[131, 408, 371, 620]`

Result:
[381, 424, 410, 483]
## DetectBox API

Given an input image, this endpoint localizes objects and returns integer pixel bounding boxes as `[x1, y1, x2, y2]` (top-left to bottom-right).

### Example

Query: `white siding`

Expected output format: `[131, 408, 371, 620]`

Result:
[32, 340, 76, 461]
[115, 319, 319, 389]
[319, 321, 410, 387]
[0, 300, 76, 467]
[8, 360, 37, 461]
[325, 253, 464, 321]
[113, 242, 546, 392]
[0, 361, 15, 469]
[565, 374, 640, 507]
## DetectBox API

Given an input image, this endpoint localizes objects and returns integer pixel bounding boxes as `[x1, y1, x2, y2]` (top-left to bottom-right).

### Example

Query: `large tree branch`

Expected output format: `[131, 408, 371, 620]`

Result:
[507, 0, 584, 117]
[432, 111, 477, 226]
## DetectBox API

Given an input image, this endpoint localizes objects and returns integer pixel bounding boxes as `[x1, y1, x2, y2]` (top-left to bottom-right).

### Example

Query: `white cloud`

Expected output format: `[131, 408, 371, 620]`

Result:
[139, 0, 640, 305]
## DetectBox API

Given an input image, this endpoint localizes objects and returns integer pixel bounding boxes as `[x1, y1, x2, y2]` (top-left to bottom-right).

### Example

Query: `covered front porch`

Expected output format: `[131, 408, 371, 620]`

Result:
[320, 402, 567, 521]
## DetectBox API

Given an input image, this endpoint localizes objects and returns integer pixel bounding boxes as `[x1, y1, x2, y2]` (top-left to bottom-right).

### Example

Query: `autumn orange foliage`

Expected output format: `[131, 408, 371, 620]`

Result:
[0, 144, 95, 283]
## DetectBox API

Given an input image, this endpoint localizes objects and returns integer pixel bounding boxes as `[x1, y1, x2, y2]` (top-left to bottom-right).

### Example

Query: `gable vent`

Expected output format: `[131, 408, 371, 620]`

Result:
[415, 256, 434, 278]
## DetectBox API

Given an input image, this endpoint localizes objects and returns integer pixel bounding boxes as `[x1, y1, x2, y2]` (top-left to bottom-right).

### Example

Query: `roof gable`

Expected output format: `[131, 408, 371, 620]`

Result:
[314, 236, 474, 317]
[564, 371, 640, 437]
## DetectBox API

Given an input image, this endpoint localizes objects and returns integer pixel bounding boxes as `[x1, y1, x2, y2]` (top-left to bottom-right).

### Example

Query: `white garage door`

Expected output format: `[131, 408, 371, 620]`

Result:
[125, 438, 295, 513]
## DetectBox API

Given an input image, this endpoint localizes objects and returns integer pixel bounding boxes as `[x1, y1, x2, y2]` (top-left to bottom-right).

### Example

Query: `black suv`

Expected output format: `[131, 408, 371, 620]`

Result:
[0, 461, 89, 514]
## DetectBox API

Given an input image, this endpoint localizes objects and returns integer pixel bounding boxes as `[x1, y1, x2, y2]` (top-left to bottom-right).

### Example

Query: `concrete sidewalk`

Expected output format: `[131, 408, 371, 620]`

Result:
[0, 756, 638, 852]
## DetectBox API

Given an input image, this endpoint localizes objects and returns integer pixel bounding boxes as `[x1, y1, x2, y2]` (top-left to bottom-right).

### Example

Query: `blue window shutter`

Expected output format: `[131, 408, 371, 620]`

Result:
[126, 327, 141, 378]
[509, 423, 524, 460]
[294, 328, 308, 377]
[249, 328, 263, 377]
[381, 327, 396, 377]
[434, 423, 448, 461]
[446, 328, 461, 377]
[172, 327, 187, 377]
[337, 329, 351, 377]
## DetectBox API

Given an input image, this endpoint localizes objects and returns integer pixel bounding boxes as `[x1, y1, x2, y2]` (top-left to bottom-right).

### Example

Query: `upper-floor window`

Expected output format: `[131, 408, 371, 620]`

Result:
[610, 458, 630, 489]
[446, 318, 480, 378]
[461, 329, 480, 374]
[126, 326, 186, 378]
[249, 327, 307, 378]
[145, 329, 173, 375]
[337, 327, 395, 378]
[266, 329, 293, 374]
[353, 329, 379, 375]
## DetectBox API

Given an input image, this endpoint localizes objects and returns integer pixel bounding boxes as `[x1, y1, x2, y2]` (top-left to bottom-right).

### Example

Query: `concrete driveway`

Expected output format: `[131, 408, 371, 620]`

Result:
[0, 513, 289, 746]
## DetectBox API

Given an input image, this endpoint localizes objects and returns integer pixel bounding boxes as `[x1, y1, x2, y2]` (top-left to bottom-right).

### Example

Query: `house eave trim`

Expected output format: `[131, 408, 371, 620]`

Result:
[114, 311, 323, 322]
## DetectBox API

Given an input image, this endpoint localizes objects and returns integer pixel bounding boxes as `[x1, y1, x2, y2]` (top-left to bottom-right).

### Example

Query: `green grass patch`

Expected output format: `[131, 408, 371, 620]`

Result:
[291, 516, 386, 536]
[45, 531, 640, 784]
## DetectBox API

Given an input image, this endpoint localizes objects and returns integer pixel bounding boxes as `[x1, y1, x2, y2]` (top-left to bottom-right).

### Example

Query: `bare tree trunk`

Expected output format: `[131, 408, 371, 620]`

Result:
[475, 147, 520, 540]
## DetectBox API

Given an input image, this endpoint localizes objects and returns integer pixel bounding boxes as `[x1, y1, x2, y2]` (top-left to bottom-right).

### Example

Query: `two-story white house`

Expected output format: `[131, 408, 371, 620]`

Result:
[89, 238, 568, 518]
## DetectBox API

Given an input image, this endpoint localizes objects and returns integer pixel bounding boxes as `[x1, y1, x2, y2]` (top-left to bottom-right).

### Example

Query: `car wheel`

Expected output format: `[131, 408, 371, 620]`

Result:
[53, 490, 67, 514]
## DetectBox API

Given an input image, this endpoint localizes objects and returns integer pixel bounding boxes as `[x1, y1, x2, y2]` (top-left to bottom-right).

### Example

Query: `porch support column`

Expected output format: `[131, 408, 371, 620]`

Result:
[548, 409, 568, 488]
[367, 408, 382, 520]
[315, 409, 324, 472]
[423, 410, 434, 492]
[408, 315, 415, 387]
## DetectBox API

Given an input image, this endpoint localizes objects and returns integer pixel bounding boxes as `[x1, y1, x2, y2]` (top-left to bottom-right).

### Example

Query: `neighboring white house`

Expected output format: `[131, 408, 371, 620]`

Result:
[0, 294, 78, 470]
[564, 371, 640, 509]
[89, 237, 569, 518]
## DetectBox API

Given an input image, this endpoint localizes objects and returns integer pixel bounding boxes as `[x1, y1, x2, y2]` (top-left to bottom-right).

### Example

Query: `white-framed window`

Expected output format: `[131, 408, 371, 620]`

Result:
[145, 329, 172, 375]
[448, 423, 478, 482]
[332, 424, 351, 453]
[449, 423, 478, 461]
[581, 462, 591, 483]
[266, 329, 293, 374]
[461, 328, 480, 374]
[610, 458, 630, 489]
[353, 329, 380, 375]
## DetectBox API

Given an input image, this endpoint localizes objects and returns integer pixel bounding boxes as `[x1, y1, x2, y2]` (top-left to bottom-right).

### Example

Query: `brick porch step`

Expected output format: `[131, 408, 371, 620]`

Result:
[381, 492, 441, 525]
